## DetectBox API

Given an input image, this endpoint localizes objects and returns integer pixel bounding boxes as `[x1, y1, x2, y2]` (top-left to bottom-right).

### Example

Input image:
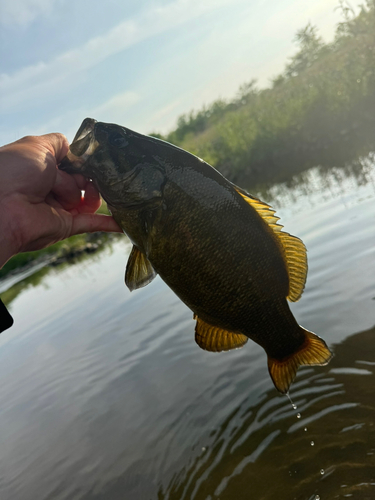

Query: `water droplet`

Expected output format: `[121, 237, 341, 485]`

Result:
[304, 427, 308, 432]
[202, 447, 206, 452]
[320, 469, 325, 475]
[286, 393, 297, 410]
[311, 441, 315, 446]
[315, 495, 320, 500]
[357, 79, 361, 83]
[297, 413, 301, 419]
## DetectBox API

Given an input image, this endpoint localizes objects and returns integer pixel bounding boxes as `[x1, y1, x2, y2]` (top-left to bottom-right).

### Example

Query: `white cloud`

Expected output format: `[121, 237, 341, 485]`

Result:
[0, 0, 59, 26]
[16, 90, 140, 136]
[0, 0, 236, 113]
[263, 0, 359, 43]
[139, 98, 184, 134]
[89, 91, 141, 124]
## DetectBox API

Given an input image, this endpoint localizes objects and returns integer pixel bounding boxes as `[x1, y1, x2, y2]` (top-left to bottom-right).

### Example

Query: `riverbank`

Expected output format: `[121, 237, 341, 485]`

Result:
[0, 231, 122, 282]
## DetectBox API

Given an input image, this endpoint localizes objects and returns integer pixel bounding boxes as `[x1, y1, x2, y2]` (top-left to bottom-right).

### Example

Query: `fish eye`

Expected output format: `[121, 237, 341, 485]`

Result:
[109, 133, 128, 148]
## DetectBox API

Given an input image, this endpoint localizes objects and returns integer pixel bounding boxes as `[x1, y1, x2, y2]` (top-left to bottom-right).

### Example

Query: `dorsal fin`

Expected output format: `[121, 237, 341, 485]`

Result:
[194, 315, 248, 352]
[234, 186, 307, 302]
[125, 245, 157, 291]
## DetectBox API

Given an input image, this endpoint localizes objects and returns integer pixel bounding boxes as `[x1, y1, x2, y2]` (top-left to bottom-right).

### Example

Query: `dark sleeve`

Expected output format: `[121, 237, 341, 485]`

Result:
[0, 298, 13, 333]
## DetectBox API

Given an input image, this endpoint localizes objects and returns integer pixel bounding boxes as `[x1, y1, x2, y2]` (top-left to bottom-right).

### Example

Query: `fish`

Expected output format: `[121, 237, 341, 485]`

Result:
[59, 118, 333, 394]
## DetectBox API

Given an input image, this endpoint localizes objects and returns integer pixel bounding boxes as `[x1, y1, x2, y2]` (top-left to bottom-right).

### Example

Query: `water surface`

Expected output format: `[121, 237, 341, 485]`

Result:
[0, 157, 374, 500]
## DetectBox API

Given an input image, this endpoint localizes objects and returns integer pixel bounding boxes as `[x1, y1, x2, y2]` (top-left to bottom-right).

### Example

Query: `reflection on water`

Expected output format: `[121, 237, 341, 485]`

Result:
[158, 325, 375, 500]
[0, 158, 374, 500]
[257, 153, 375, 214]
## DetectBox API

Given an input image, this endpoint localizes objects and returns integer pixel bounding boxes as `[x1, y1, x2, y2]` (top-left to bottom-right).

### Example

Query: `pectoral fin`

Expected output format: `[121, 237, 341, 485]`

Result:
[233, 186, 307, 302]
[125, 246, 157, 291]
[195, 316, 248, 352]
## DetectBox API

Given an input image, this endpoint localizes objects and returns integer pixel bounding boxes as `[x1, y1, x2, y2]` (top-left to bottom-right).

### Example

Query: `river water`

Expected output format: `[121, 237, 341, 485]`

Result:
[0, 157, 374, 500]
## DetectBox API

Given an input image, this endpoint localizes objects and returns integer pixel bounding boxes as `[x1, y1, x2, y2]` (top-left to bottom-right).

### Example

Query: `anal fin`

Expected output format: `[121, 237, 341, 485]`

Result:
[195, 316, 248, 352]
[125, 245, 157, 291]
[268, 328, 333, 394]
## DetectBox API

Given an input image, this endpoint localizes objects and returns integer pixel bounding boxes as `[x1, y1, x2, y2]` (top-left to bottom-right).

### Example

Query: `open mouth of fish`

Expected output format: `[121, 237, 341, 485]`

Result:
[59, 118, 99, 172]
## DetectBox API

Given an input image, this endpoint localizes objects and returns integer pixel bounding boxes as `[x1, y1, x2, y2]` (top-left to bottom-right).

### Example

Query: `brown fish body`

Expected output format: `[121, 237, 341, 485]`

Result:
[60, 118, 333, 393]
[112, 163, 301, 359]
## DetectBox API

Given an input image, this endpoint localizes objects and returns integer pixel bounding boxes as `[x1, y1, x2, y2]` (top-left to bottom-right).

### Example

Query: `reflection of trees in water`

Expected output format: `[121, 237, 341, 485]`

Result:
[1, 238, 121, 308]
[256, 152, 375, 209]
[1, 266, 52, 307]
[156, 325, 375, 500]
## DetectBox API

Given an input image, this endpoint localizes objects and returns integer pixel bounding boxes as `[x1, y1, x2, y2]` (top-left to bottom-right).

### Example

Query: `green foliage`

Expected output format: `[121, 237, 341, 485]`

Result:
[158, 1, 375, 185]
[149, 132, 165, 140]
[96, 199, 110, 215]
[285, 23, 325, 78]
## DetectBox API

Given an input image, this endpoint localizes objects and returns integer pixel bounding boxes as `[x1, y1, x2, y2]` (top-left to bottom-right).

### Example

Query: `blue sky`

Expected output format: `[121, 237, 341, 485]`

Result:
[0, 0, 353, 146]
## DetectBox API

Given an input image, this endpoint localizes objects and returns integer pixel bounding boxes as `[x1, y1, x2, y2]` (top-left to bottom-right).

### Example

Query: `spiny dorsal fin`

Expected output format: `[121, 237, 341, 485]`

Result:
[194, 315, 248, 352]
[125, 245, 157, 291]
[268, 328, 333, 393]
[234, 187, 308, 302]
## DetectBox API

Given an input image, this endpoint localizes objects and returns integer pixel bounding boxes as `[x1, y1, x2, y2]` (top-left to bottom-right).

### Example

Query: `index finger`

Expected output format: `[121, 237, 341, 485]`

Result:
[40, 133, 70, 163]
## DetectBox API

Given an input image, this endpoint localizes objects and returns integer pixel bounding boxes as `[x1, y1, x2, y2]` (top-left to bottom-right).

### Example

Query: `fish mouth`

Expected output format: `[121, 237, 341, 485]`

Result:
[59, 118, 100, 173]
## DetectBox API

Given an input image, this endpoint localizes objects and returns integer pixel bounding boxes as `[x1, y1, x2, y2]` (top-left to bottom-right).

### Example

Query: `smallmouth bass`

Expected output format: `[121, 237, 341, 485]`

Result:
[60, 118, 333, 393]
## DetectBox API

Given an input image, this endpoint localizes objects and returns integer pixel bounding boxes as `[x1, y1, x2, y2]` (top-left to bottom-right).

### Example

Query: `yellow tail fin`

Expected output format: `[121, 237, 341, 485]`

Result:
[268, 329, 333, 394]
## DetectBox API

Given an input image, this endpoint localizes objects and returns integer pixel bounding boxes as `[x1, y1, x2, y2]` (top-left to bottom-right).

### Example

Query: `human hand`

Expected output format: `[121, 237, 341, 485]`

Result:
[0, 133, 122, 268]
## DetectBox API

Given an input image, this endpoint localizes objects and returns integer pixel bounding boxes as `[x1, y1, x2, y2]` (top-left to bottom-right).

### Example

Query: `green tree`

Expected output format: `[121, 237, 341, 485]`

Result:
[285, 23, 325, 77]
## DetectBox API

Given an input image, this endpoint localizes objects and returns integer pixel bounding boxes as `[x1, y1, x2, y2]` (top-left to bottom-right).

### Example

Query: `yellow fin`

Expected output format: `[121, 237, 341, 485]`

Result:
[278, 233, 308, 302]
[234, 187, 308, 302]
[267, 328, 333, 394]
[125, 246, 157, 291]
[195, 316, 248, 352]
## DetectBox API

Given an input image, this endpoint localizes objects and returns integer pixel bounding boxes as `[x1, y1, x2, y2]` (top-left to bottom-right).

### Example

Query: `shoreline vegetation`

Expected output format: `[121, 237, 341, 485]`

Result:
[153, 1, 375, 185]
[1, 1, 374, 281]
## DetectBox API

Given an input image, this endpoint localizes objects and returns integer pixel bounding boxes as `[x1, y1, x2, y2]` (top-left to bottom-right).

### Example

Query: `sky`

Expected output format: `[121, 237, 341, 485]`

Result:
[0, 0, 357, 146]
